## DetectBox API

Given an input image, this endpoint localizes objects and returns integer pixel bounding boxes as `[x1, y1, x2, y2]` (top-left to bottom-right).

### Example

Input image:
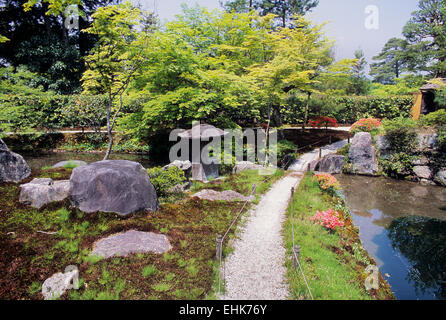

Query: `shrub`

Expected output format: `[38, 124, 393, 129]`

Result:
[420, 109, 446, 127]
[382, 117, 418, 153]
[437, 126, 446, 152]
[313, 173, 340, 192]
[379, 152, 415, 178]
[350, 118, 382, 135]
[147, 166, 186, 197]
[308, 116, 338, 129]
[276, 140, 297, 168]
[310, 209, 345, 231]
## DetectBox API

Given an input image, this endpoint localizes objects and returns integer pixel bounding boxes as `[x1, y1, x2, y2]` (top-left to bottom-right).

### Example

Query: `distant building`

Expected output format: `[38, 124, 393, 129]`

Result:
[412, 78, 446, 119]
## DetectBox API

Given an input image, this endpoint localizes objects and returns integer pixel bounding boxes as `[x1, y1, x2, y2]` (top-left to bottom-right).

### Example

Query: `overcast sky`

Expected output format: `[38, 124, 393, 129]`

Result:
[134, 0, 420, 65]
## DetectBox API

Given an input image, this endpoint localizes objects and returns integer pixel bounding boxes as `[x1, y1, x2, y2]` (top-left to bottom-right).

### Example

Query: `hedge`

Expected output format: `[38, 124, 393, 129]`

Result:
[283, 94, 414, 124]
[0, 93, 415, 132]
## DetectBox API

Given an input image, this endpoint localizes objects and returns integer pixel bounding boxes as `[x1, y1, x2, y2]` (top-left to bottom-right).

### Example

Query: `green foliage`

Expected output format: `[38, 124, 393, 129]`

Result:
[382, 117, 418, 153]
[420, 109, 446, 127]
[434, 87, 446, 109]
[147, 166, 186, 197]
[142, 265, 158, 278]
[347, 49, 371, 95]
[283, 94, 413, 124]
[403, 0, 446, 77]
[370, 38, 410, 84]
[380, 152, 416, 178]
[437, 126, 446, 152]
[369, 75, 424, 96]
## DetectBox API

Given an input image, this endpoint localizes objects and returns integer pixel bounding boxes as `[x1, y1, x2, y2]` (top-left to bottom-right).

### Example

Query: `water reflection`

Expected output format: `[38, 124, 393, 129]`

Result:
[388, 216, 446, 299]
[337, 174, 446, 300]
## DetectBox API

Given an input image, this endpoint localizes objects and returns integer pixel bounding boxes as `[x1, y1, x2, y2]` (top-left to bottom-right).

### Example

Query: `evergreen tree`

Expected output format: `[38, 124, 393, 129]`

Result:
[370, 38, 410, 84]
[403, 0, 446, 77]
[347, 49, 371, 95]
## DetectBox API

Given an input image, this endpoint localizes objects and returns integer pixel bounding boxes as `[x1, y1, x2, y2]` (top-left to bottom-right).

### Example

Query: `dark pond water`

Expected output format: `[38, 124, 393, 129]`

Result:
[337, 174, 446, 300]
[23, 152, 156, 171]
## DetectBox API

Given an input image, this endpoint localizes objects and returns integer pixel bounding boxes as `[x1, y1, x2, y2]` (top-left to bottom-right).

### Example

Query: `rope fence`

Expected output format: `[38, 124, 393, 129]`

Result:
[215, 133, 347, 298]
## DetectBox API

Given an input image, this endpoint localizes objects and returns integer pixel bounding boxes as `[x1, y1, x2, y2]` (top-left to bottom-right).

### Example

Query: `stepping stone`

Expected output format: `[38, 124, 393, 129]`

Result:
[193, 189, 254, 202]
[90, 230, 171, 259]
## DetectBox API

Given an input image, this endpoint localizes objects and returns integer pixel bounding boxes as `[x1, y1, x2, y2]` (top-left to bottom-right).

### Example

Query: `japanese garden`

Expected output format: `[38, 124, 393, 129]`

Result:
[1, 0, 446, 302]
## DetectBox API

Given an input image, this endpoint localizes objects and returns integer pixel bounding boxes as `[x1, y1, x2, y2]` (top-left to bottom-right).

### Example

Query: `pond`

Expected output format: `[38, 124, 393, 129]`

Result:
[23, 151, 156, 171]
[337, 175, 446, 300]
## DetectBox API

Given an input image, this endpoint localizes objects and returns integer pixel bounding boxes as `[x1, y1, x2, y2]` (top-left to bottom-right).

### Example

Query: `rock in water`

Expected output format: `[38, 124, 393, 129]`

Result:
[0, 139, 31, 183]
[348, 132, 379, 176]
[69, 160, 158, 216]
[317, 154, 345, 174]
[413, 166, 432, 180]
[19, 178, 70, 208]
[91, 230, 171, 258]
[434, 169, 446, 187]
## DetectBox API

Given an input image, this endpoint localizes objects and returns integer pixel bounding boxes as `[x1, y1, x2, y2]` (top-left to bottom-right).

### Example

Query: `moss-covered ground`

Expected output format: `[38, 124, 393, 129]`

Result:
[0, 167, 284, 300]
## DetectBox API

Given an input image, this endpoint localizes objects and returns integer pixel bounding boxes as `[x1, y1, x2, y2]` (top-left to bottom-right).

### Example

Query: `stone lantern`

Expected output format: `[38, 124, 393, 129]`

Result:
[178, 123, 227, 182]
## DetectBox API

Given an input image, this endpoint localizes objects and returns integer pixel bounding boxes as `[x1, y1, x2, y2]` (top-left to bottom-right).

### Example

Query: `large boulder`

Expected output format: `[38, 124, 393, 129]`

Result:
[0, 138, 31, 183]
[317, 154, 345, 174]
[19, 178, 70, 209]
[348, 132, 379, 176]
[69, 160, 158, 216]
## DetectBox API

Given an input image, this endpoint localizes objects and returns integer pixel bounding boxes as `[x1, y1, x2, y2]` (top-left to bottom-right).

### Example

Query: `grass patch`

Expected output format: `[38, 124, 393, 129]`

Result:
[284, 172, 394, 300]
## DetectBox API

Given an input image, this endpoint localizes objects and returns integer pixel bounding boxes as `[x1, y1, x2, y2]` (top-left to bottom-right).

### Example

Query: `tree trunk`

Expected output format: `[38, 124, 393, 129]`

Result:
[303, 92, 311, 129]
[104, 94, 113, 160]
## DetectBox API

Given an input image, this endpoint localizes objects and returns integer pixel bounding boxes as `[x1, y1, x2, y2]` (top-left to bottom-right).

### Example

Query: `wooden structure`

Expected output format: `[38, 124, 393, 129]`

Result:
[412, 78, 446, 120]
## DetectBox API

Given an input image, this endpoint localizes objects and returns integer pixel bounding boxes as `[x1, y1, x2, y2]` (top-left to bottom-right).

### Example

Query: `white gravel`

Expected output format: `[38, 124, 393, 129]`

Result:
[220, 140, 348, 300]
[221, 172, 304, 300]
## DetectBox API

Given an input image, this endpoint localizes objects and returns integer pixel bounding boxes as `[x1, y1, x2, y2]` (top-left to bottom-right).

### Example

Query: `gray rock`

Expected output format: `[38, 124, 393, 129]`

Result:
[193, 189, 254, 202]
[434, 170, 446, 187]
[317, 154, 345, 174]
[233, 161, 264, 174]
[42, 267, 79, 300]
[348, 132, 379, 176]
[69, 160, 158, 216]
[412, 156, 429, 166]
[418, 133, 438, 150]
[163, 160, 192, 179]
[53, 160, 87, 168]
[375, 135, 393, 159]
[0, 139, 31, 183]
[19, 178, 70, 209]
[91, 230, 171, 259]
[413, 166, 432, 180]
[167, 182, 190, 194]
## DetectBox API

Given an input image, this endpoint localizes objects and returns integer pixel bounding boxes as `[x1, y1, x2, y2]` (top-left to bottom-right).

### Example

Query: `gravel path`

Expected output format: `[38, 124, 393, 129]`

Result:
[221, 171, 304, 300]
[220, 140, 348, 300]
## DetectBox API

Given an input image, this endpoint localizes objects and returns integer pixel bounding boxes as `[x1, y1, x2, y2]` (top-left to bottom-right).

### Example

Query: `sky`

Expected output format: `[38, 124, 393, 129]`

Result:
[134, 0, 421, 64]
